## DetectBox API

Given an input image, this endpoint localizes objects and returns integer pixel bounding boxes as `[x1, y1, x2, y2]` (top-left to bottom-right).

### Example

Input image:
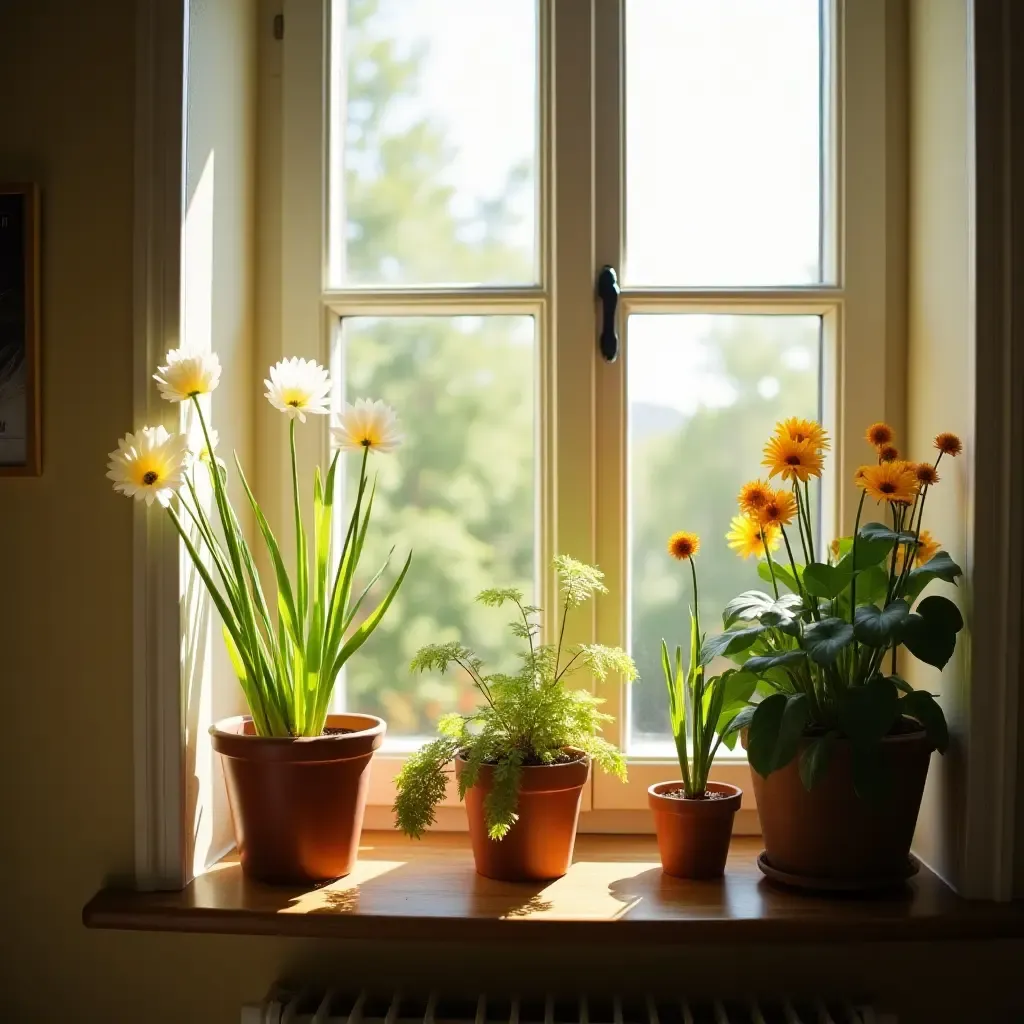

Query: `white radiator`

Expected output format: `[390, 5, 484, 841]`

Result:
[242, 990, 897, 1024]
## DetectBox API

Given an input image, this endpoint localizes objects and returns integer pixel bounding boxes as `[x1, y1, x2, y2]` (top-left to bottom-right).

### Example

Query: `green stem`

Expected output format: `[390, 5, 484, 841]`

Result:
[779, 524, 808, 610]
[761, 529, 780, 599]
[802, 479, 816, 563]
[793, 481, 811, 564]
[849, 489, 867, 660]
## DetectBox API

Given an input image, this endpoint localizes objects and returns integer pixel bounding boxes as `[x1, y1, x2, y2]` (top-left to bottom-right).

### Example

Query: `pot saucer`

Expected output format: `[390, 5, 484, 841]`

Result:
[756, 850, 919, 893]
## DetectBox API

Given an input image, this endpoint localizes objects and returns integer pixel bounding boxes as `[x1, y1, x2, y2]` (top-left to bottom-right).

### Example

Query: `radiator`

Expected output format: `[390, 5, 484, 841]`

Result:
[241, 990, 896, 1024]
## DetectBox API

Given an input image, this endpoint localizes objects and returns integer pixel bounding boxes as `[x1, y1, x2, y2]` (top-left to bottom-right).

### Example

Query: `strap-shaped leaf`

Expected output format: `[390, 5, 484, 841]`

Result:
[802, 617, 855, 666]
[854, 599, 910, 646]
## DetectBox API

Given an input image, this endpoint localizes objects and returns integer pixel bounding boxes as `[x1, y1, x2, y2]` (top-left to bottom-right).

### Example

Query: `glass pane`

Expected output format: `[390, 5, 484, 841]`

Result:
[336, 315, 537, 739]
[331, 0, 538, 287]
[625, 0, 823, 286]
[627, 314, 821, 754]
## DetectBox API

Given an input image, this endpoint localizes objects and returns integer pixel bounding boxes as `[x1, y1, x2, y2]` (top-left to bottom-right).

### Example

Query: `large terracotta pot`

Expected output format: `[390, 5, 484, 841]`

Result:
[648, 780, 742, 879]
[457, 750, 590, 881]
[750, 724, 932, 888]
[210, 713, 385, 884]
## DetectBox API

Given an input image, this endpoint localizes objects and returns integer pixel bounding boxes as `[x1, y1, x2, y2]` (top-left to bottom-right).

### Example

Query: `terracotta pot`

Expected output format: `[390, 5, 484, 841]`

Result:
[750, 724, 933, 887]
[457, 750, 590, 881]
[210, 713, 385, 884]
[648, 781, 742, 879]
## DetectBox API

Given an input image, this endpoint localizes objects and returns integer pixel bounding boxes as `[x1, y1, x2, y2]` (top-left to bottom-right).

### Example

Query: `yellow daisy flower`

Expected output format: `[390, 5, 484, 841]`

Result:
[738, 479, 772, 517]
[762, 435, 824, 483]
[727, 515, 780, 560]
[776, 417, 830, 451]
[856, 461, 919, 505]
[758, 489, 798, 528]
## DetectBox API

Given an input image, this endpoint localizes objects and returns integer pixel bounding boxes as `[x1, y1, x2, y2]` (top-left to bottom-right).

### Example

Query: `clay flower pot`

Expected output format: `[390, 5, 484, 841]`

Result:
[648, 781, 742, 879]
[210, 713, 385, 884]
[457, 749, 590, 881]
[750, 725, 932, 890]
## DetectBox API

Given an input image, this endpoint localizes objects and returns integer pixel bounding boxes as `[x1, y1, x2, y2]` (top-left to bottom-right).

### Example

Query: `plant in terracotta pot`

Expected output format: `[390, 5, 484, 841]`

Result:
[649, 530, 757, 879]
[106, 348, 411, 884]
[711, 418, 962, 891]
[393, 556, 637, 881]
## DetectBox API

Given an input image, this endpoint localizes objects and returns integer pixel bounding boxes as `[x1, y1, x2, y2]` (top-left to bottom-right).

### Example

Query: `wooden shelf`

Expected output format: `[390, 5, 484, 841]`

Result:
[83, 833, 1024, 944]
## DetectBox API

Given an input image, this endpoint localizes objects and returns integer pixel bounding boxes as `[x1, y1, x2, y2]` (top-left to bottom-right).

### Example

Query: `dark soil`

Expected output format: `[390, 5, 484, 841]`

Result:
[477, 750, 584, 767]
[322, 726, 356, 737]
[659, 788, 733, 801]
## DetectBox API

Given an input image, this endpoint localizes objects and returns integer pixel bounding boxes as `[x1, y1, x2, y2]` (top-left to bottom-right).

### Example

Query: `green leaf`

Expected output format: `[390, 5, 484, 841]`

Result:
[858, 521, 917, 544]
[760, 594, 804, 627]
[700, 625, 766, 665]
[720, 702, 756, 741]
[888, 674, 914, 695]
[851, 564, 890, 607]
[900, 689, 950, 753]
[799, 731, 838, 790]
[851, 742, 891, 802]
[837, 675, 899, 745]
[718, 669, 758, 711]
[901, 595, 963, 670]
[850, 534, 896, 570]
[903, 551, 963, 601]
[747, 693, 809, 776]
[802, 617, 855, 666]
[744, 650, 808, 674]
[723, 590, 776, 627]
[758, 559, 802, 594]
[802, 561, 851, 599]
[854, 599, 910, 646]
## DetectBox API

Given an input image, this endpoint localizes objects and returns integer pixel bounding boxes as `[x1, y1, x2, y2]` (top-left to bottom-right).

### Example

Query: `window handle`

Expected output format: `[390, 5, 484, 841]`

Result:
[596, 264, 620, 362]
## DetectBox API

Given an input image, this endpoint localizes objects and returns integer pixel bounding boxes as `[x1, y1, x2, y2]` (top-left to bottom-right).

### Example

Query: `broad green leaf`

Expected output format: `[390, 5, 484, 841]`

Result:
[802, 617, 855, 666]
[760, 594, 804, 627]
[899, 689, 950, 753]
[700, 625, 767, 665]
[888, 674, 914, 695]
[745, 693, 786, 776]
[719, 669, 758, 709]
[858, 521, 917, 544]
[837, 675, 899, 745]
[802, 562, 851, 600]
[744, 650, 808, 674]
[757, 559, 803, 595]
[772, 693, 811, 773]
[851, 742, 891, 803]
[901, 594, 963, 670]
[799, 731, 838, 791]
[903, 552, 963, 602]
[854, 599, 910, 646]
[851, 564, 890, 607]
[723, 590, 776, 627]
[850, 535, 896, 570]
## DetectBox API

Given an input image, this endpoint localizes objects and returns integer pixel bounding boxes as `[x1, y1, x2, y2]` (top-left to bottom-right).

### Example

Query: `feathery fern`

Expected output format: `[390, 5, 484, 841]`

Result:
[392, 557, 637, 840]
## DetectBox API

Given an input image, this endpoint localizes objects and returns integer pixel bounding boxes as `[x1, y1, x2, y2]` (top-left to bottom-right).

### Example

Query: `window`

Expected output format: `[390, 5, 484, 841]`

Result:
[278, 0, 901, 818]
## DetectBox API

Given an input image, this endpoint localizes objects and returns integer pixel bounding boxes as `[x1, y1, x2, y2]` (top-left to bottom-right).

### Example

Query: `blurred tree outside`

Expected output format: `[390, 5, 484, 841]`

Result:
[339, 0, 821, 746]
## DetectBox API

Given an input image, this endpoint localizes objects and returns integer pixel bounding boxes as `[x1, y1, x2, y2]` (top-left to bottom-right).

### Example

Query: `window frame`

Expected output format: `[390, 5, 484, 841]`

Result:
[271, 0, 907, 822]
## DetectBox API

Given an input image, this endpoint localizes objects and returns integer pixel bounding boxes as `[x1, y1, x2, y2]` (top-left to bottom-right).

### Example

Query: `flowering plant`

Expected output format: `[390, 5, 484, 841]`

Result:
[393, 557, 636, 840]
[712, 419, 963, 799]
[107, 349, 410, 738]
[661, 532, 757, 799]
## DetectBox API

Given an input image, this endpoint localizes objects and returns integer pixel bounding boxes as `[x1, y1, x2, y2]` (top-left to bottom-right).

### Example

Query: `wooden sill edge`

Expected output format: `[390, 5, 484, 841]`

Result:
[82, 833, 1024, 944]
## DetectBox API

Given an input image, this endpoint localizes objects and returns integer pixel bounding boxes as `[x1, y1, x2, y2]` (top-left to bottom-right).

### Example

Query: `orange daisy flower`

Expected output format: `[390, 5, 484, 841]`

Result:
[934, 432, 963, 457]
[758, 489, 799, 528]
[866, 422, 894, 447]
[667, 531, 700, 561]
[762, 435, 824, 483]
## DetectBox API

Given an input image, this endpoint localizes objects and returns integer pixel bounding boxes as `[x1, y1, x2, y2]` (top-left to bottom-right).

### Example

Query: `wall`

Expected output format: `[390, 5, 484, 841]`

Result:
[0, 2, 1021, 1022]
[905, 0, 972, 887]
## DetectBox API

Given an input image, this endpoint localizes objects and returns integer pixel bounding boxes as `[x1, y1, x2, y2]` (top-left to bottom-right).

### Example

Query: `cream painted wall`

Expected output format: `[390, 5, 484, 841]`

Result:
[906, 0, 972, 888]
[0, 3, 1021, 1022]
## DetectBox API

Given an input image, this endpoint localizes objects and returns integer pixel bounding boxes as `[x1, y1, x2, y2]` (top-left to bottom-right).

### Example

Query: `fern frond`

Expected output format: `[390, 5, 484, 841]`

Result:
[573, 643, 639, 682]
[578, 733, 627, 780]
[393, 736, 460, 838]
[484, 749, 524, 840]
[410, 642, 481, 676]
[554, 555, 607, 608]
[476, 587, 525, 608]
[437, 712, 468, 740]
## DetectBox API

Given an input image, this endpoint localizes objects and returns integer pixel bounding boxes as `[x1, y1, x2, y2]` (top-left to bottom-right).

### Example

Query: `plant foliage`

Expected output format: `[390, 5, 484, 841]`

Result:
[393, 557, 636, 840]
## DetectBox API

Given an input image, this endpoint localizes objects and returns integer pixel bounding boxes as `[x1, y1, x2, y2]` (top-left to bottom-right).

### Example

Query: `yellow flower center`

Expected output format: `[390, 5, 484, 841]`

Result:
[280, 387, 310, 408]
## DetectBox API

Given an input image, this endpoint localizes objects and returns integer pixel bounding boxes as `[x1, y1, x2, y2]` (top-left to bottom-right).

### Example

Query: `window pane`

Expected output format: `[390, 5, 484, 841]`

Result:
[331, 0, 538, 287]
[624, 0, 823, 286]
[627, 314, 821, 754]
[336, 315, 537, 739]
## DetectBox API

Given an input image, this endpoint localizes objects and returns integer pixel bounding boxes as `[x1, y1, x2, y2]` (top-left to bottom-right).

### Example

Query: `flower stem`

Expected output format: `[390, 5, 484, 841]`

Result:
[761, 529, 780, 599]
[849, 489, 867, 658]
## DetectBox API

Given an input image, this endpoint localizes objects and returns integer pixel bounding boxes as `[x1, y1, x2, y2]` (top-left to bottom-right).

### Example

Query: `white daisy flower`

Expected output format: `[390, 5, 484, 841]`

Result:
[153, 348, 222, 403]
[107, 426, 189, 507]
[264, 357, 332, 422]
[330, 398, 403, 455]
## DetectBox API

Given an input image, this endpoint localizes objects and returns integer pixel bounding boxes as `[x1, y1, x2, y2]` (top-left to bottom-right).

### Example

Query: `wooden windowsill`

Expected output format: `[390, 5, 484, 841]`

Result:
[82, 832, 1024, 944]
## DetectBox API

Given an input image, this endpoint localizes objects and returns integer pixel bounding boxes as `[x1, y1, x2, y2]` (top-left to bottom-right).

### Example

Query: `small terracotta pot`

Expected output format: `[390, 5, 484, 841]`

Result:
[648, 781, 742, 879]
[457, 750, 590, 881]
[750, 723, 932, 888]
[210, 713, 385, 884]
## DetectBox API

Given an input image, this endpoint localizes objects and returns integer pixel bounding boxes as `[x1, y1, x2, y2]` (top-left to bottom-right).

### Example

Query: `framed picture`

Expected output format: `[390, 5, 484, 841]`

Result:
[0, 183, 40, 476]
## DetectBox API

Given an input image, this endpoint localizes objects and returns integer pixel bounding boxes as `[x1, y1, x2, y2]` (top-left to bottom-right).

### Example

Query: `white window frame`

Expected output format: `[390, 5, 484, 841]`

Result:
[133, 0, 1022, 896]
[274, 0, 906, 824]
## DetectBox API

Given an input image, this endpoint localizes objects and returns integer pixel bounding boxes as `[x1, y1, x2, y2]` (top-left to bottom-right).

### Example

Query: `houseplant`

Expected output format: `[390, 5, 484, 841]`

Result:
[648, 529, 771, 879]
[711, 418, 962, 890]
[393, 556, 637, 881]
[107, 349, 411, 883]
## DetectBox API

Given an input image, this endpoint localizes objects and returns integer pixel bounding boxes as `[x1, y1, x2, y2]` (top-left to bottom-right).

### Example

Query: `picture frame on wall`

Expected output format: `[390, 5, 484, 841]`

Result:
[0, 183, 40, 476]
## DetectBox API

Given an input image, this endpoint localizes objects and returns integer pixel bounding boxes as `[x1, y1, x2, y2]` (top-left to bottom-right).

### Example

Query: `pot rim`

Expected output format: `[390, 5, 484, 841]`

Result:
[647, 780, 743, 816]
[455, 746, 591, 793]
[210, 713, 386, 764]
